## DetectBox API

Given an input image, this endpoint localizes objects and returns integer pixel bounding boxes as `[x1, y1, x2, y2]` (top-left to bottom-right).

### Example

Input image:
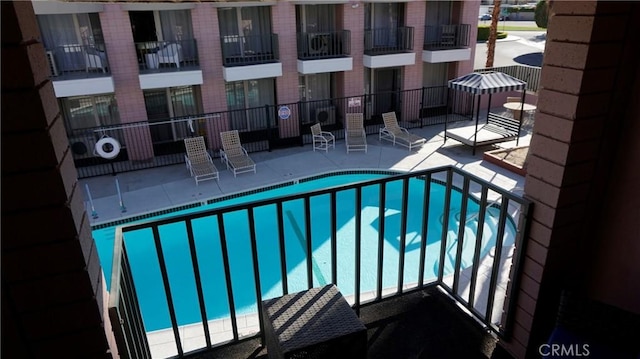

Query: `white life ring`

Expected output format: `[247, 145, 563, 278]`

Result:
[95, 137, 121, 159]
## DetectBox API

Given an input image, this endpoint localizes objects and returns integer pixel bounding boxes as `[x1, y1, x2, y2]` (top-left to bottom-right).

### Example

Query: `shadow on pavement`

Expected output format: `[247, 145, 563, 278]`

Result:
[514, 52, 543, 67]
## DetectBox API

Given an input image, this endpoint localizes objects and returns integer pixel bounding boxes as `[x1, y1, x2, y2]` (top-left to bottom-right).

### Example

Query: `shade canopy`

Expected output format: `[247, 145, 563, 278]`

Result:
[448, 71, 526, 95]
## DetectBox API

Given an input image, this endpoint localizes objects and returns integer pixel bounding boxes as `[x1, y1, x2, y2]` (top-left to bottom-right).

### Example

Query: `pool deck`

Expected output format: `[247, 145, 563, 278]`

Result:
[81, 122, 530, 226]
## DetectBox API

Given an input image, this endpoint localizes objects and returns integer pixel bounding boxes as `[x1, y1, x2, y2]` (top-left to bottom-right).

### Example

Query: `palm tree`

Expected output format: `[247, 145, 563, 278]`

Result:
[485, 0, 502, 68]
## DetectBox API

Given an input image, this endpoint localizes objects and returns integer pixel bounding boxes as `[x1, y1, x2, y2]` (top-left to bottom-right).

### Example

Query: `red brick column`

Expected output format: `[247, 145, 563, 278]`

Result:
[273, 2, 300, 138]
[101, 4, 154, 161]
[402, 1, 425, 121]
[501, 2, 639, 357]
[341, 2, 365, 99]
[455, 0, 480, 77]
[1, 2, 117, 357]
[192, 4, 228, 150]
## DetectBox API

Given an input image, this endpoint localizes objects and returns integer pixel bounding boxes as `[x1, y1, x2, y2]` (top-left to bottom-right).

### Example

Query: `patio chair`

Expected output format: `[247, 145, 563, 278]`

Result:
[184, 136, 219, 185]
[506, 96, 523, 121]
[380, 112, 427, 151]
[220, 130, 256, 177]
[345, 113, 367, 153]
[311, 123, 335, 152]
[157, 43, 183, 68]
[84, 48, 107, 73]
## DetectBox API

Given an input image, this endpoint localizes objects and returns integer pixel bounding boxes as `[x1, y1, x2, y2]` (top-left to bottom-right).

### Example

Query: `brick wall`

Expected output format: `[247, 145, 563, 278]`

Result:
[1, 2, 117, 357]
[273, 2, 300, 139]
[101, 4, 154, 161]
[192, 4, 228, 150]
[501, 2, 639, 357]
[342, 3, 365, 99]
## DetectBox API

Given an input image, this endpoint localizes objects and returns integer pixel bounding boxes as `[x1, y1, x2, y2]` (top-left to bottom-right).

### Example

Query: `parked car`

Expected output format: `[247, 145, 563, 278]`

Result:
[478, 14, 492, 20]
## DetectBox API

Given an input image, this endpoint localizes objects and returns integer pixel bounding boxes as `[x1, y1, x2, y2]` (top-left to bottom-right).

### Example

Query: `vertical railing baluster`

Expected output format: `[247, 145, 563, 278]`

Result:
[330, 192, 338, 286]
[151, 225, 183, 356]
[276, 202, 288, 295]
[354, 187, 362, 314]
[468, 186, 489, 308]
[376, 182, 387, 300]
[216, 213, 239, 341]
[418, 174, 431, 287]
[247, 208, 265, 343]
[502, 201, 532, 337]
[304, 196, 313, 289]
[185, 219, 212, 349]
[452, 177, 471, 295]
[438, 169, 454, 284]
[484, 197, 509, 328]
[397, 178, 409, 294]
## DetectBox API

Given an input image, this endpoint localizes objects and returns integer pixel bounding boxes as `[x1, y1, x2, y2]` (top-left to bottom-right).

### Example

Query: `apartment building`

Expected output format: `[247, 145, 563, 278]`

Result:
[32, 0, 478, 176]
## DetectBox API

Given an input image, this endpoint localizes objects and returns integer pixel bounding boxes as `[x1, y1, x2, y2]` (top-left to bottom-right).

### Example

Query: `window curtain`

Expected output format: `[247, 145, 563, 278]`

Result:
[241, 7, 272, 55]
[368, 3, 401, 47]
[159, 10, 196, 60]
[37, 14, 103, 71]
[302, 5, 335, 33]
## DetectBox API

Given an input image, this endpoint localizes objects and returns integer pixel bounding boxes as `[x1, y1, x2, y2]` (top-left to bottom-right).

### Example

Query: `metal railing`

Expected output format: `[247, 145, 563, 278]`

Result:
[364, 26, 414, 55]
[70, 86, 475, 178]
[220, 34, 279, 67]
[475, 65, 542, 93]
[45, 43, 110, 79]
[297, 30, 351, 60]
[134, 39, 199, 72]
[107, 166, 531, 357]
[424, 24, 471, 50]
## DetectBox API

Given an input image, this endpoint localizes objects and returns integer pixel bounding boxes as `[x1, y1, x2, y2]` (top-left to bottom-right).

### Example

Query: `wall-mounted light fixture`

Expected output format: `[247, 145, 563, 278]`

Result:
[351, 2, 359, 9]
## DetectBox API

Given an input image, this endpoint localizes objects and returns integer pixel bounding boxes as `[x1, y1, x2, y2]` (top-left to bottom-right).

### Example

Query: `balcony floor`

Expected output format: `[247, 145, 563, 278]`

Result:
[183, 286, 514, 359]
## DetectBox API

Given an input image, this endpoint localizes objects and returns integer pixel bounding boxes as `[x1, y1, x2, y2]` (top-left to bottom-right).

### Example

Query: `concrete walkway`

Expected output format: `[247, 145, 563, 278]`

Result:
[80, 119, 531, 226]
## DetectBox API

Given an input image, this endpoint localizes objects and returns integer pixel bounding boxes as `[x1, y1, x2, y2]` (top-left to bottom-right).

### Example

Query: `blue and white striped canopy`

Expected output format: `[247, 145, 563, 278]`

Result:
[448, 71, 526, 95]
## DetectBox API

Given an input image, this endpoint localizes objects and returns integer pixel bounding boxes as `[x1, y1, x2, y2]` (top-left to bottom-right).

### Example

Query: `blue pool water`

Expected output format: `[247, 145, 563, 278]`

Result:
[93, 171, 514, 332]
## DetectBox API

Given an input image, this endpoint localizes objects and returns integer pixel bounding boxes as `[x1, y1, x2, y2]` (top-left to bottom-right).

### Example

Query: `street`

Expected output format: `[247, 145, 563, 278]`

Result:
[474, 28, 546, 69]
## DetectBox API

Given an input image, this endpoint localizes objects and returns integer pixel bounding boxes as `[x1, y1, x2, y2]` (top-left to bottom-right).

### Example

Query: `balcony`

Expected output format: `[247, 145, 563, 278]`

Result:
[135, 39, 203, 90]
[45, 43, 115, 97]
[220, 34, 282, 81]
[107, 166, 531, 358]
[297, 30, 352, 74]
[135, 39, 200, 73]
[423, 24, 472, 63]
[363, 27, 415, 68]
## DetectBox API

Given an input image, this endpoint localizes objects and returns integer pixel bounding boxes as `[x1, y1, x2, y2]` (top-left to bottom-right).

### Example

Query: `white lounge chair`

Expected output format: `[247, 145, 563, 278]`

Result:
[184, 136, 219, 185]
[311, 123, 335, 152]
[345, 113, 367, 153]
[220, 130, 256, 177]
[380, 112, 427, 151]
[158, 43, 182, 68]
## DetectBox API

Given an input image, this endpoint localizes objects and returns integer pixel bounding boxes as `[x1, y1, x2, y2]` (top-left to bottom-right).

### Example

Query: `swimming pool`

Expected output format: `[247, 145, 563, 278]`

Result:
[94, 170, 516, 332]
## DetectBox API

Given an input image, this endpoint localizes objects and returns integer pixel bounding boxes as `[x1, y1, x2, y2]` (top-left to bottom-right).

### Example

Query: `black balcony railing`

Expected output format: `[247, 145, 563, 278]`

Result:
[297, 30, 351, 60]
[424, 24, 471, 50]
[475, 65, 542, 93]
[364, 26, 414, 55]
[108, 166, 531, 358]
[135, 39, 199, 73]
[45, 43, 110, 79]
[221, 34, 279, 67]
[69, 86, 476, 178]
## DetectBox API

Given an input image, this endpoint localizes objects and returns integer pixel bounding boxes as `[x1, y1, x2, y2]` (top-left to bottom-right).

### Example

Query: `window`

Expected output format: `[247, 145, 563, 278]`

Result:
[299, 73, 335, 124]
[37, 13, 104, 73]
[143, 86, 203, 143]
[218, 6, 273, 58]
[225, 78, 275, 131]
[60, 94, 119, 132]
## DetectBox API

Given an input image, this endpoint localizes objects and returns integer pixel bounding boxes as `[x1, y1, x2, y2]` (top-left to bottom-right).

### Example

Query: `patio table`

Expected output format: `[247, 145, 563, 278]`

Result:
[261, 284, 367, 359]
